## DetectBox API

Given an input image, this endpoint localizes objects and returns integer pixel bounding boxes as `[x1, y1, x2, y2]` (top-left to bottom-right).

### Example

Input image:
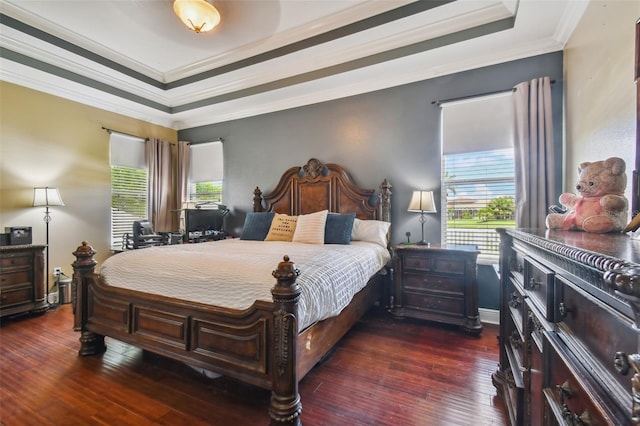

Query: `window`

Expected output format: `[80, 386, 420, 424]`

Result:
[188, 141, 223, 206]
[440, 93, 516, 258]
[110, 133, 147, 249]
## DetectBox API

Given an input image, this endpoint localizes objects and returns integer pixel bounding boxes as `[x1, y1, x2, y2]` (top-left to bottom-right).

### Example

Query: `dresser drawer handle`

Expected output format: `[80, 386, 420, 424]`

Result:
[527, 277, 541, 290]
[562, 407, 592, 426]
[558, 302, 573, 318]
[613, 352, 640, 423]
[556, 380, 574, 402]
[614, 352, 631, 375]
[508, 292, 521, 309]
[508, 331, 522, 349]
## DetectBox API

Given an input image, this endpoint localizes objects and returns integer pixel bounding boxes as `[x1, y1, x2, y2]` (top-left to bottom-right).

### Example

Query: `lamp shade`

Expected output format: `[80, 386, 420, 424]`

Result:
[408, 190, 436, 213]
[173, 0, 221, 33]
[33, 187, 65, 207]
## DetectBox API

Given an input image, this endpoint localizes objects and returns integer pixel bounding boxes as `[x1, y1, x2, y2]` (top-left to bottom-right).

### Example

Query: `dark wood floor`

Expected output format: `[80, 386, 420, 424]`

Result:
[0, 304, 507, 425]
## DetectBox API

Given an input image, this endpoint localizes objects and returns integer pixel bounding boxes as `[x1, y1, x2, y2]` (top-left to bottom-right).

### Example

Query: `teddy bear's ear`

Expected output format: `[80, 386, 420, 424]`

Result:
[578, 162, 590, 173]
[604, 157, 626, 176]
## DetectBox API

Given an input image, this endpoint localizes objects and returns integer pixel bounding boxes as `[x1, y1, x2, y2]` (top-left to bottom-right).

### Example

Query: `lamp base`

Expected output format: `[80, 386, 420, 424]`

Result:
[416, 241, 431, 247]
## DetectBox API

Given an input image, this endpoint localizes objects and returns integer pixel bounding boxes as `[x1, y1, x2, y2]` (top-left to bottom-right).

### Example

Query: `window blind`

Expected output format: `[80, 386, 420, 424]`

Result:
[190, 141, 223, 183]
[109, 133, 148, 249]
[440, 92, 515, 257]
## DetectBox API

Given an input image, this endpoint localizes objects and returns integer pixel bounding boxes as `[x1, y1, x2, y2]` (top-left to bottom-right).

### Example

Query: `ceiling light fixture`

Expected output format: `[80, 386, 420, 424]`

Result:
[173, 0, 221, 34]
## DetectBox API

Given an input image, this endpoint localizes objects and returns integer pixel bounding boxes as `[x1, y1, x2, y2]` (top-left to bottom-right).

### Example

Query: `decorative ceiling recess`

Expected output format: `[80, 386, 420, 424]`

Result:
[0, 0, 587, 130]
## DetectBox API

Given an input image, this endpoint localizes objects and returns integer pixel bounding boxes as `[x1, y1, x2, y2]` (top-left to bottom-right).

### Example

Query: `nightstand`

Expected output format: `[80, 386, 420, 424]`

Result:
[1, 244, 47, 318]
[391, 244, 482, 335]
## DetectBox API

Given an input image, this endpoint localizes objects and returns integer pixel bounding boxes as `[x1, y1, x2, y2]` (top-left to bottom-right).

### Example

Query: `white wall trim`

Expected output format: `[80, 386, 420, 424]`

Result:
[480, 308, 499, 325]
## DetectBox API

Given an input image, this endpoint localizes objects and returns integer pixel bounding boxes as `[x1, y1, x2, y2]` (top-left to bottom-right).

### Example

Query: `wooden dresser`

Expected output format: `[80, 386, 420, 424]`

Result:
[0, 245, 47, 318]
[493, 229, 640, 425]
[391, 244, 482, 335]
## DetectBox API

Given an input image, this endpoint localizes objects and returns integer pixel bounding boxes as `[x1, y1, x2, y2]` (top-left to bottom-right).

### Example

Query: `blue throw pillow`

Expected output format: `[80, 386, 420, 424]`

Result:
[324, 213, 356, 244]
[240, 212, 275, 241]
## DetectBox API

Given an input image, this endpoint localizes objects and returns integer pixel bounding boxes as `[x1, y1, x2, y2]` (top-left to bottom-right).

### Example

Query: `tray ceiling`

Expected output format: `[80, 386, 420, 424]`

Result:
[0, 0, 588, 130]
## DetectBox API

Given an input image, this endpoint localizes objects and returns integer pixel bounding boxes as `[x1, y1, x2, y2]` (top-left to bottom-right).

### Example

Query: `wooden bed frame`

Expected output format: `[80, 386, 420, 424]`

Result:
[71, 159, 392, 425]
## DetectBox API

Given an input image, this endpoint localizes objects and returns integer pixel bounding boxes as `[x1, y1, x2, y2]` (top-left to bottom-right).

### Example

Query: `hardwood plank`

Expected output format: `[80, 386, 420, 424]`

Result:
[0, 305, 506, 425]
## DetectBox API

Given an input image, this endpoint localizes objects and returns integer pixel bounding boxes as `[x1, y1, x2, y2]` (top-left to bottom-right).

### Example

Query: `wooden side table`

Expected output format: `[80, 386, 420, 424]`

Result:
[0, 244, 47, 318]
[390, 244, 482, 335]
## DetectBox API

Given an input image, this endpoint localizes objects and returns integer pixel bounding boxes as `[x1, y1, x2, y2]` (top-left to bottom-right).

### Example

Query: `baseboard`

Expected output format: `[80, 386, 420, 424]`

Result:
[479, 308, 499, 325]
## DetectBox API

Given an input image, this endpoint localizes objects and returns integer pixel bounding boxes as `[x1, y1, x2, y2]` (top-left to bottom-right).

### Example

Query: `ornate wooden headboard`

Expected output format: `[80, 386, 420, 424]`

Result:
[252, 158, 391, 222]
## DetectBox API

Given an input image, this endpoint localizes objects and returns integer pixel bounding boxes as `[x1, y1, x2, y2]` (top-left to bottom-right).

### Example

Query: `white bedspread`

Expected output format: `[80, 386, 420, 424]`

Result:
[99, 239, 390, 330]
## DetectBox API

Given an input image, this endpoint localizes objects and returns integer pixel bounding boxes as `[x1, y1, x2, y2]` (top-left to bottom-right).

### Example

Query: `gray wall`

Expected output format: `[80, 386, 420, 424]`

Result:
[179, 51, 564, 312]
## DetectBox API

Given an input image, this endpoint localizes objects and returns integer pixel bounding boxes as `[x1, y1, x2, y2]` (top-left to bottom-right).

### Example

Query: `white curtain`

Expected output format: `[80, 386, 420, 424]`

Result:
[146, 138, 174, 232]
[513, 76, 555, 228]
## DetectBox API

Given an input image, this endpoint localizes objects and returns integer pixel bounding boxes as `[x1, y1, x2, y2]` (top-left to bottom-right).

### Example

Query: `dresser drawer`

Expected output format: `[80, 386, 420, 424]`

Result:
[509, 247, 525, 283]
[523, 256, 554, 320]
[0, 284, 33, 307]
[556, 276, 636, 397]
[545, 334, 618, 426]
[505, 310, 525, 368]
[0, 270, 32, 288]
[403, 272, 464, 295]
[402, 253, 466, 276]
[506, 277, 525, 334]
[403, 291, 464, 316]
[1, 254, 31, 269]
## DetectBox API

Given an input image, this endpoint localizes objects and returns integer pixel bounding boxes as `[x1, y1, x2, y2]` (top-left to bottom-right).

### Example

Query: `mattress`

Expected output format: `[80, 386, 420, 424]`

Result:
[99, 239, 391, 329]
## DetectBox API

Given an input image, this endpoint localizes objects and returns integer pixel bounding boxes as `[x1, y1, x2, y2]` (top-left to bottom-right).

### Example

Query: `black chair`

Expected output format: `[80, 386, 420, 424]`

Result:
[123, 220, 166, 250]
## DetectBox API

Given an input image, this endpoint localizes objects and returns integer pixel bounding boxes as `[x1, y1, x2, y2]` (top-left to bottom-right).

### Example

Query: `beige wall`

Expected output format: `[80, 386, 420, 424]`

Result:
[0, 81, 176, 284]
[564, 0, 638, 205]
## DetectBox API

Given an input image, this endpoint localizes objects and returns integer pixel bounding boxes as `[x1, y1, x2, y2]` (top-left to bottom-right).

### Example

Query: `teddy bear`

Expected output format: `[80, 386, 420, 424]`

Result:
[546, 157, 629, 233]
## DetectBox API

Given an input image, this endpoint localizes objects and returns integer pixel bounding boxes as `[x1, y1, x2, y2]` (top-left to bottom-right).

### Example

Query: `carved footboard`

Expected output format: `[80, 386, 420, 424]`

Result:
[72, 242, 303, 425]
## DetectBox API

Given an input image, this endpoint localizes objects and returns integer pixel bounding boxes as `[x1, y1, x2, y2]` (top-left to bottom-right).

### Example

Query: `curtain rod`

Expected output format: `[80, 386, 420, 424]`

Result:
[189, 138, 224, 145]
[101, 126, 148, 141]
[431, 79, 556, 106]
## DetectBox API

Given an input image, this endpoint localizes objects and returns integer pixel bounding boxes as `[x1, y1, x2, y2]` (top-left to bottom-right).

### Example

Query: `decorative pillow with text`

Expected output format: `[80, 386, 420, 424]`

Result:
[265, 213, 298, 241]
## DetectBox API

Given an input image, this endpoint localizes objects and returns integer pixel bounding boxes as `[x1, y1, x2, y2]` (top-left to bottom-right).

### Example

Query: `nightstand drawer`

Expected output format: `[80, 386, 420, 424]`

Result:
[403, 272, 464, 295]
[0, 285, 33, 307]
[0, 270, 31, 288]
[0, 245, 46, 317]
[1, 254, 31, 269]
[403, 291, 464, 316]
[403, 253, 466, 276]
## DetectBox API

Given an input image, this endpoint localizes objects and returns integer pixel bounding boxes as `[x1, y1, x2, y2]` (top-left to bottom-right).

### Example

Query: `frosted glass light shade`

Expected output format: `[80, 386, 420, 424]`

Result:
[33, 187, 65, 207]
[173, 0, 221, 33]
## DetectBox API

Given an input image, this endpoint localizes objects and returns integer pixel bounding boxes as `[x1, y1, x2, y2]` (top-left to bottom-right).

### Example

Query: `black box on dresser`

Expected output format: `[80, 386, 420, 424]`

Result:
[492, 228, 640, 426]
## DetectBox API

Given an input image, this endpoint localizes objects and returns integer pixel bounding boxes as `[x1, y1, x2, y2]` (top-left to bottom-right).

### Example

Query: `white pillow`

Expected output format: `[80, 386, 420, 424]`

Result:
[351, 218, 390, 247]
[292, 210, 328, 244]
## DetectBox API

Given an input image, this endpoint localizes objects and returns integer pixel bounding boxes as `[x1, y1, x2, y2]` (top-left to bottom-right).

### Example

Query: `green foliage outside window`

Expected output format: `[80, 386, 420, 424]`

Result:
[191, 181, 222, 202]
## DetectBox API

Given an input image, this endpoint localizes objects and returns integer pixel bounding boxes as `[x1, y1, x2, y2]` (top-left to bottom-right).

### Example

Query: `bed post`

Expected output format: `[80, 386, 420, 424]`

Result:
[379, 178, 392, 223]
[269, 256, 302, 425]
[71, 241, 106, 356]
[253, 187, 264, 212]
